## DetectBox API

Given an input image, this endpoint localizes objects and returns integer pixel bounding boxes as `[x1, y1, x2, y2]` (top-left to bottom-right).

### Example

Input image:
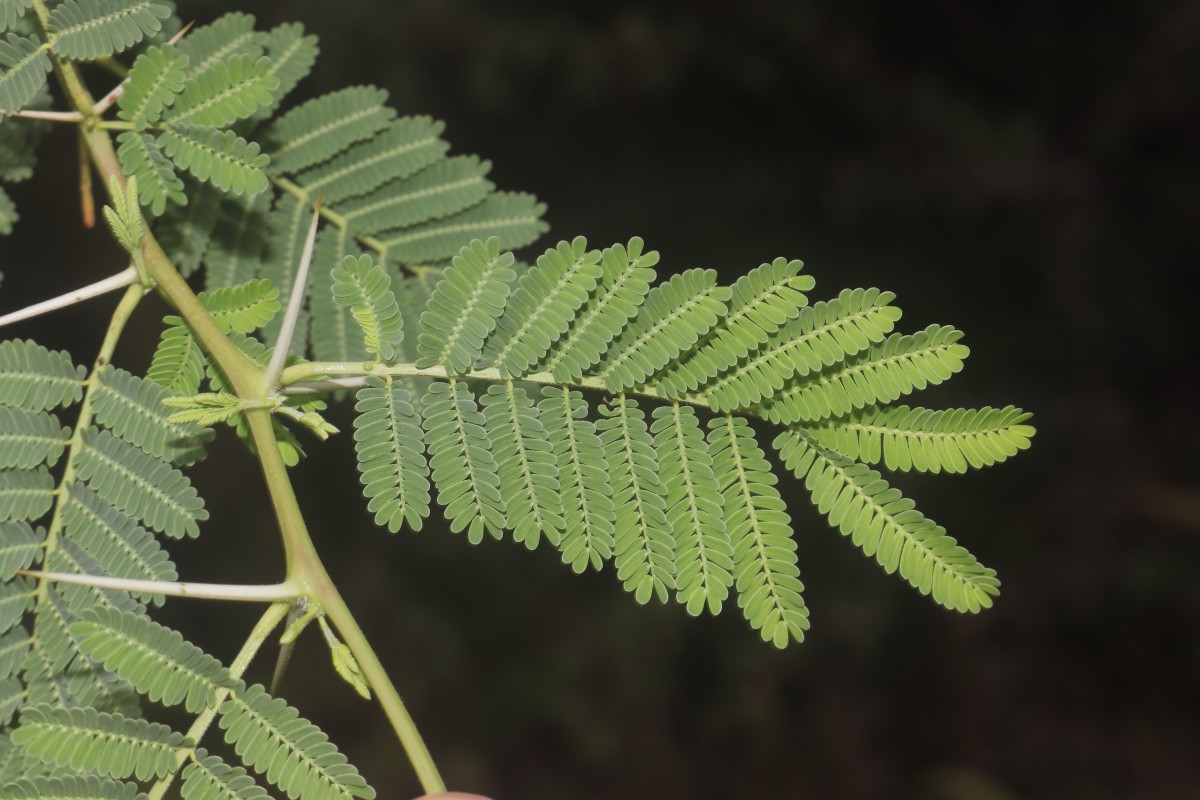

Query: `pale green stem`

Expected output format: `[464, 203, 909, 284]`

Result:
[0, 266, 138, 329]
[147, 602, 291, 800]
[30, 283, 145, 611]
[278, 360, 711, 408]
[16, 570, 299, 602]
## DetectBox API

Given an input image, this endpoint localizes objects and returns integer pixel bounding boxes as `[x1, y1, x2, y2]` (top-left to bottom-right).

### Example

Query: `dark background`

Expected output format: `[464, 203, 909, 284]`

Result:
[3, 1, 1198, 798]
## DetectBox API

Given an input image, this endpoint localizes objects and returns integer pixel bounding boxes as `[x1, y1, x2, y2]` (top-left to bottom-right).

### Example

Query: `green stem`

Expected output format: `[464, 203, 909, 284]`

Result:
[31, 282, 145, 612]
[244, 409, 447, 794]
[147, 602, 291, 800]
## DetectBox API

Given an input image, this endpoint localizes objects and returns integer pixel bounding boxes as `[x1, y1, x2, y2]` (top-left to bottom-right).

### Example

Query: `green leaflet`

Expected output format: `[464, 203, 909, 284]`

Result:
[158, 124, 270, 196]
[703, 287, 902, 412]
[597, 268, 732, 392]
[596, 394, 673, 604]
[707, 414, 808, 647]
[294, 115, 447, 206]
[0, 521, 39, 575]
[776, 430, 1000, 613]
[759, 324, 969, 424]
[481, 381, 564, 549]
[117, 44, 187, 128]
[0, 405, 69, 470]
[198, 279, 281, 334]
[483, 236, 603, 378]
[218, 683, 375, 800]
[538, 386, 614, 573]
[62, 483, 176, 601]
[116, 131, 185, 214]
[651, 403, 732, 616]
[146, 316, 206, 394]
[0, 35, 50, 114]
[0, 466, 52, 522]
[416, 237, 516, 373]
[0, 775, 143, 800]
[422, 379, 505, 543]
[0, 1, 33, 32]
[155, 180, 222, 276]
[203, 191, 271, 292]
[182, 750, 272, 800]
[161, 54, 278, 129]
[539, 237, 658, 383]
[266, 85, 394, 174]
[656, 257, 814, 397]
[177, 12, 262, 80]
[47, 0, 171, 60]
[258, 22, 319, 111]
[353, 375, 431, 532]
[91, 366, 212, 466]
[808, 404, 1036, 474]
[338, 154, 493, 236]
[72, 608, 234, 713]
[330, 253, 405, 361]
[383, 191, 548, 265]
[11, 704, 188, 781]
[0, 339, 86, 412]
[0, 627, 29, 680]
[74, 428, 207, 538]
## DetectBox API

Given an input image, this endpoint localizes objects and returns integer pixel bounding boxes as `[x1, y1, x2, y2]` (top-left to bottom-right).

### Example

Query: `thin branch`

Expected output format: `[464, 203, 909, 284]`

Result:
[16, 570, 301, 602]
[0, 266, 138, 330]
[263, 197, 322, 388]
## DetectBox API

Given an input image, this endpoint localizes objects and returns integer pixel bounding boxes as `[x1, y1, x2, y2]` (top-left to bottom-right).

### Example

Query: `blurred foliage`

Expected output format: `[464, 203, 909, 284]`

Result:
[2, 0, 1197, 797]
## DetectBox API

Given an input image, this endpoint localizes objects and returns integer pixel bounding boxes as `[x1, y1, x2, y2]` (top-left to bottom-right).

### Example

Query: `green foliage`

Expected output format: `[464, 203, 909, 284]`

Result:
[11, 704, 187, 780]
[74, 428, 207, 538]
[47, 0, 170, 60]
[422, 379, 505, 543]
[117, 44, 187, 128]
[72, 607, 234, 713]
[807, 404, 1035, 474]
[416, 237, 516, 373]
[707, 414, 808, 647]
[540, 237, 657, 383]
[162, 54, 278, 128]
[0, 775, 143, 800]
[158, 125, 270, 196]
[776, 431, 1000, 612]
[481, 381, 563, 548]
[0, 339, 85, 412]
[0, 34, 50, 113]
[597, 268, 731, 392]
[91, 365, 211, 466]
[0, 405, 68, 470]
[330, 254, 404, 361]
[597, 394, 673, 603]
[218, 683, 375, 800]
[0, 2, 33, 33]
[181, 750, 271, 800]
[353, 376, 430, 533]
[101, 176, 144, 257]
